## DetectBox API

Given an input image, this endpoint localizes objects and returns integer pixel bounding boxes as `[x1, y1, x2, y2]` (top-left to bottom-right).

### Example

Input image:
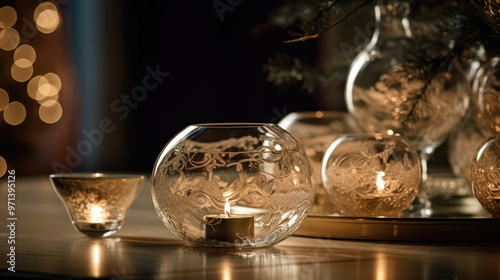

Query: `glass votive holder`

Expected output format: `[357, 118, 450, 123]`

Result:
[471, 134, 500, 218]
[322, 133, 421, 217]
[151, 123, 315, 248]
[50, 173, 145, 237]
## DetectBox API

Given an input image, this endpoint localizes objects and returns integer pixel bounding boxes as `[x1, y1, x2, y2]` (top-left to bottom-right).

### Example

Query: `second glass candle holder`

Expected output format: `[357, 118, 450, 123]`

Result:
[322, 133, 421, 217]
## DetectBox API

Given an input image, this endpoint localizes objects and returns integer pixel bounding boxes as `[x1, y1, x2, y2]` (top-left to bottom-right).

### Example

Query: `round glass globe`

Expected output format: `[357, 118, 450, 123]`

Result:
[322, 133, 421, 217]
[151, 123, 315, 248]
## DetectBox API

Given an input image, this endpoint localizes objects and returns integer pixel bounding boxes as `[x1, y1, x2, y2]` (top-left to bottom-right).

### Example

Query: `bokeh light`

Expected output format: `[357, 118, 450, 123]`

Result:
[0, 6, 16, 29]
[43, 72, 62, 91]
[14, 44, 36, 68]
[11, 63, 33, 82]
[34, 2, 60, 34]
[0, 88, 9, 111]
[0, 28, 20, 51]
[39, 100, 63, 124]
[27, 75, 42, 100]
[0, 156, 6, 178]
[4, 101, 26, 126]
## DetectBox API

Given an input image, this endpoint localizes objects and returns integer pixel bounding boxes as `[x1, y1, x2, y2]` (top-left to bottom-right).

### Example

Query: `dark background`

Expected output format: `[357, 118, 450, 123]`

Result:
[121, 1, 321, 171]
[0, 0, 450, 175]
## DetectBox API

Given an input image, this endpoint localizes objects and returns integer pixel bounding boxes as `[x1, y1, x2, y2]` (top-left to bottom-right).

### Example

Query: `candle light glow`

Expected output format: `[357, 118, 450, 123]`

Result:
[204, 200, 254, 243]
[376, 171, 386, 191]
[90, 205, 104, 223]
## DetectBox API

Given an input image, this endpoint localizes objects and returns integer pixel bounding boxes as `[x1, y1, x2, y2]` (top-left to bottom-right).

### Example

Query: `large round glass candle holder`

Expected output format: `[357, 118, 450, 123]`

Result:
[50, 173, 145, 237]
[471, 135, 500, 218]
[322, 133, 421, 217]
[151, 123, 315, 248]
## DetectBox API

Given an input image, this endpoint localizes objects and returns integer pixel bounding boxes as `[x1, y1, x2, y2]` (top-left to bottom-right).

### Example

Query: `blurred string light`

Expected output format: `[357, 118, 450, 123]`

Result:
[34, 2, 60, 34]
[4, 101, 26, 125]
[0, 2, 63, 175]
[0, 6, 19, 51]
[0, 156, 6, 177]
[0, 88, 9, 111]
[0, 2, 63, 126]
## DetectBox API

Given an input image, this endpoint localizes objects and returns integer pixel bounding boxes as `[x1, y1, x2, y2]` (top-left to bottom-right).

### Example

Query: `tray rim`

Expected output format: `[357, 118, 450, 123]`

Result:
[293, 214, 500, 242]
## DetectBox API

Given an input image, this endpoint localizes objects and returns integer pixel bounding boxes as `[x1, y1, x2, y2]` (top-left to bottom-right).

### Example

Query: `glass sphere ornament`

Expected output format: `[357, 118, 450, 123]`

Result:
[50, 173, 145, 237]
[322, 133, 421, 217]
[472, 56, 500, 137]
[471, 134, 500, 218]
[278, 111, 361, 214]
[151, 123, 315, 248]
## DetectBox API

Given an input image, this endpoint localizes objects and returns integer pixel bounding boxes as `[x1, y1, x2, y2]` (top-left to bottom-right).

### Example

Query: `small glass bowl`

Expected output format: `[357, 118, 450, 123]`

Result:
[50, 172, 144, 237]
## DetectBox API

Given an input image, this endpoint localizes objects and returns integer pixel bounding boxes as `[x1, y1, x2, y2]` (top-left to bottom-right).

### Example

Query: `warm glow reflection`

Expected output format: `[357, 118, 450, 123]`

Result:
[90, 205, 104, 223]
[14, 44, 36, 68]
[315, 111, 324, 118]
[0, 156, 6, 178]
[34, 2, 60, 34]
[3, 101, 26, 126]
[39, 100, 63, 124]
[91, 243, 101, 278]
[375, 253, 388, 280]
[222, 260, 232, 280]
[376, 171, 386, 191]
[0, 6, 16, 29]
[0, 88, 9, 111]
[11, 63, 33, 82]
[0, 28, 20, 51]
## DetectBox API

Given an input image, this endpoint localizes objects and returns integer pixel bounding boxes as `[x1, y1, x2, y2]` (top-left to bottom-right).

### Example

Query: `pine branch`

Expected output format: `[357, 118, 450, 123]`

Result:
[398, 30, 480, 131]
[471, 0, 500, 39]
[262, 53, 348, 94]
[285, 0, 374, 42]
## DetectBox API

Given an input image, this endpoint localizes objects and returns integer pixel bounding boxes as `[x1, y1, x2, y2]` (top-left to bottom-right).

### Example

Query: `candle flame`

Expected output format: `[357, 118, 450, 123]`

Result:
[376, 171, 386, 191]
[90, 205, 104, 223]
[224, 200, 231, 218]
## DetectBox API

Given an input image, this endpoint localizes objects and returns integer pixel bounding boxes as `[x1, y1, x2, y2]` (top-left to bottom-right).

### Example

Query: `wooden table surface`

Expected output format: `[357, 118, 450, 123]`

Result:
[1, 175, 500, 279]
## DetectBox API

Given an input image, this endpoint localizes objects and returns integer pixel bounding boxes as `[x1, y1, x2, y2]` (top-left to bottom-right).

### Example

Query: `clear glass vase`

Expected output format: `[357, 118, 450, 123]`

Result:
[344, 2, 470, 216]
[151, 123, 315, 248]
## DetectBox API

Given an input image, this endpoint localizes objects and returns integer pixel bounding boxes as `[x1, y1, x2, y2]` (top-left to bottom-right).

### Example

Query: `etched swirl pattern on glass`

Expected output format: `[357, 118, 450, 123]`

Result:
[50, 174, 144, 237]
[322, 134, 421, 217]
[152, 124, 314, 248]
[471, 135, 500, 218]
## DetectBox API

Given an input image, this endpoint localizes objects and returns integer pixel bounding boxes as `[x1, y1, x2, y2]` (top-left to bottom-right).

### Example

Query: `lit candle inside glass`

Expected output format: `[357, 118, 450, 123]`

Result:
[376, 171, 386, 191]
[90, 205, 104, 223]
[204, 201, 254, 243]
[88, 204, 106, 230]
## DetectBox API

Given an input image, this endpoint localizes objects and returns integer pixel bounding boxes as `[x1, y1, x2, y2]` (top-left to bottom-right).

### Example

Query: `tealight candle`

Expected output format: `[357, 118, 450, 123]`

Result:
[204, 202, 254, 243]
